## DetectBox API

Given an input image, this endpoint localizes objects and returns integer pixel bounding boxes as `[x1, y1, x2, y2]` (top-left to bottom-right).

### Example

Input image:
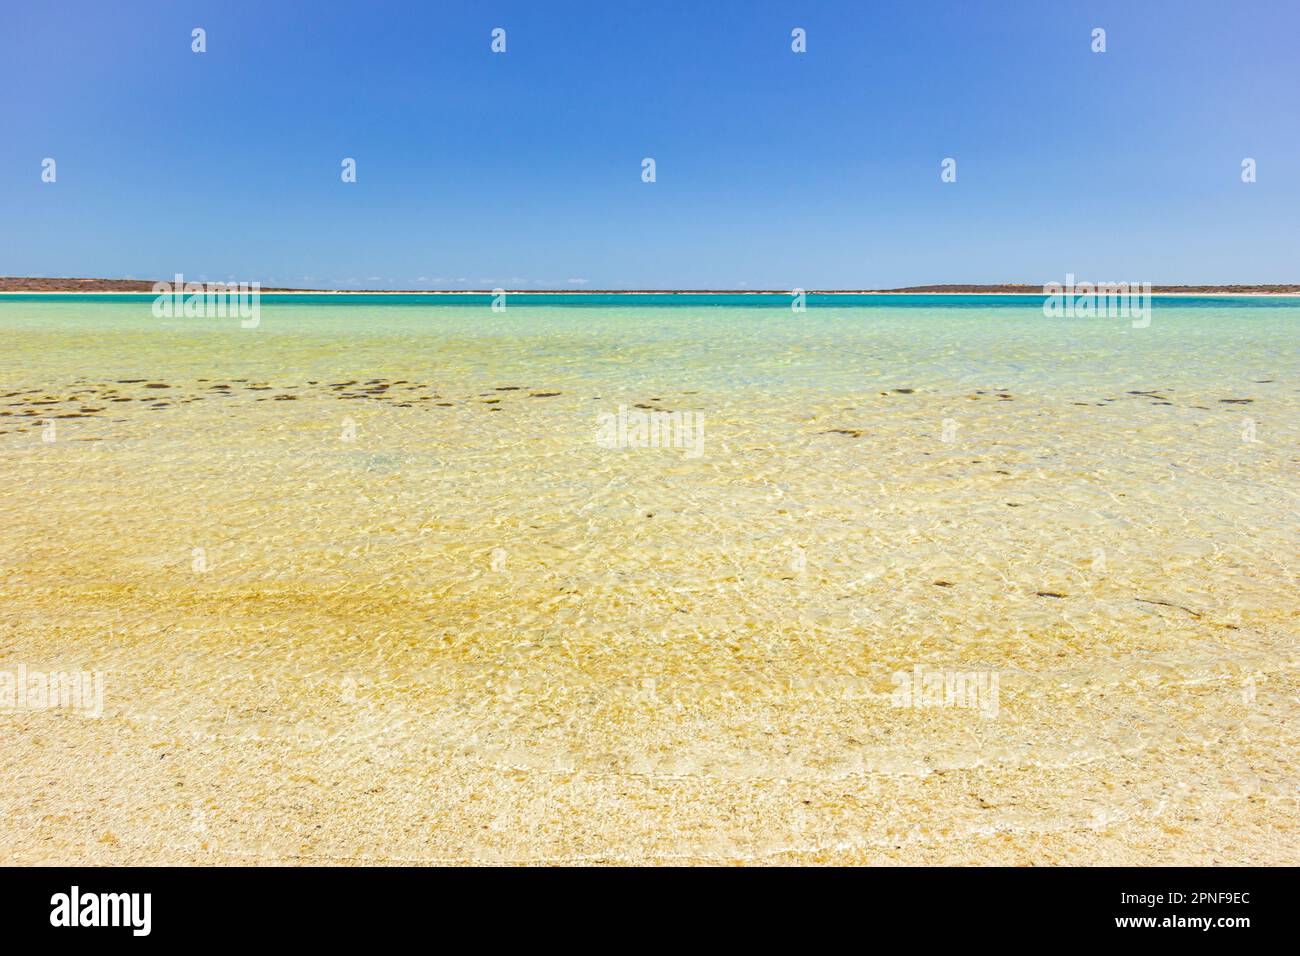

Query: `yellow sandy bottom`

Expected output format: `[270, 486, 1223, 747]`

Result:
[1, 359, 1296, 865]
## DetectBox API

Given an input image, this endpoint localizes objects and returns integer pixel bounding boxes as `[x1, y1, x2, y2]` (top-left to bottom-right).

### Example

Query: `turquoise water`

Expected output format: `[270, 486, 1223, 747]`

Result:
[3, 292, 1297, 308]
[3, 294, 1295, 399]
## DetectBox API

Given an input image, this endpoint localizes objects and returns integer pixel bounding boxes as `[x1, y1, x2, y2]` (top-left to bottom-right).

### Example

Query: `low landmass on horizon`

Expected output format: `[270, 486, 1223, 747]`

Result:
[3, 277, 1300, 294]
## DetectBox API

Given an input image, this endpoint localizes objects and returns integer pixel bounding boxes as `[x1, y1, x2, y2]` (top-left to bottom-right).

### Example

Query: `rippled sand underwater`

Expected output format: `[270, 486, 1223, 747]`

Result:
[1, 294, 1296, 865]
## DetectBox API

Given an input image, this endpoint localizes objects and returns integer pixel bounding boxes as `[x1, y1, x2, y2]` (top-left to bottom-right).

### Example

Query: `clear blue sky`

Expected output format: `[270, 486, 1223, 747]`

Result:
[2, 0, 1297, 289]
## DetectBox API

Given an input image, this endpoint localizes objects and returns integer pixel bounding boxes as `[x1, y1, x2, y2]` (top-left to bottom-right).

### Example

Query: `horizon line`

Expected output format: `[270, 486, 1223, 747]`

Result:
[4, 278, 1300, 296]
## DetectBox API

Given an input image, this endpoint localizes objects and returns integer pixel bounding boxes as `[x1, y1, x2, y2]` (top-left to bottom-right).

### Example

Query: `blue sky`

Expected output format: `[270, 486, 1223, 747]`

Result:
[2, 0, 1297, 288]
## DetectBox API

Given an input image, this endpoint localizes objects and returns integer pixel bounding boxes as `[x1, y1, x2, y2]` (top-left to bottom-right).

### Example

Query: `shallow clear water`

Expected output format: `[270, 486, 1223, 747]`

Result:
[1, 294, 1296, 864]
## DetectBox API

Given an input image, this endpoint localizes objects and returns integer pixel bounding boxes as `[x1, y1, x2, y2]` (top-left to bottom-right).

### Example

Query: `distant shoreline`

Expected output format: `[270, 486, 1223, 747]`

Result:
[3, 278, 1299, 296]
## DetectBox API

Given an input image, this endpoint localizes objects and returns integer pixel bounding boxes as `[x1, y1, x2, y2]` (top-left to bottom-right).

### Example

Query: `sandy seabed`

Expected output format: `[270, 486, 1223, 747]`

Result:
[1, 299, 1296, 865]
